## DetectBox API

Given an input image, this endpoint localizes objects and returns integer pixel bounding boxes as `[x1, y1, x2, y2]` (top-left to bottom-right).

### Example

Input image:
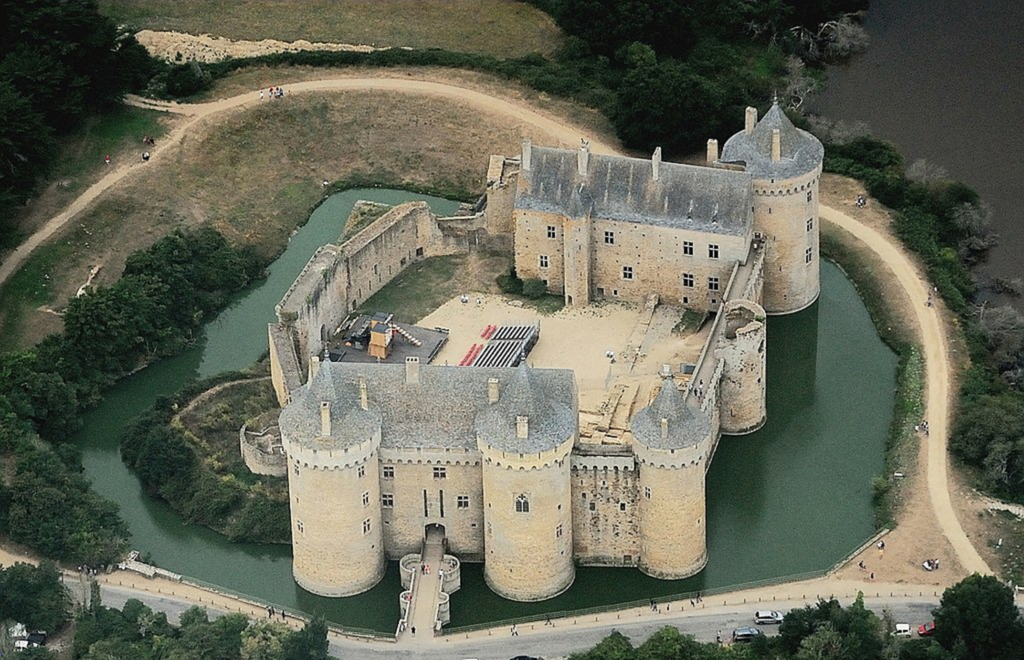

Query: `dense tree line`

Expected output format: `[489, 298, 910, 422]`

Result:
[818, 131, 1024, 504]
[570, 575, 1023, 660]
[0, 0, 154, 246]
[0, 228, 262, 564]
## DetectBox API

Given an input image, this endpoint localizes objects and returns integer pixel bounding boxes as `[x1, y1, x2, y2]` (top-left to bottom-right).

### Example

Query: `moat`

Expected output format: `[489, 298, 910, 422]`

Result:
[76, 189, 896, 631]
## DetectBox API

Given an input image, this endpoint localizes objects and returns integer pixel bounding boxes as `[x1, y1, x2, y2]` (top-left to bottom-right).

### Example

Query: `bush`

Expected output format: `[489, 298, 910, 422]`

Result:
[497, 268, 524, 295]
[165, 61, 212, 97]
[521, 278, 548, 299]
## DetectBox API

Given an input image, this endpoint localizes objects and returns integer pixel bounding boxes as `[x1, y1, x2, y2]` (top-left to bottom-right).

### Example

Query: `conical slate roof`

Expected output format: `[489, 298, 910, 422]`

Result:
[475, 363, 576, 453]
[630, 380, 711, 450]
[279, 362, 381, 450]
[720, 101, 824, 180]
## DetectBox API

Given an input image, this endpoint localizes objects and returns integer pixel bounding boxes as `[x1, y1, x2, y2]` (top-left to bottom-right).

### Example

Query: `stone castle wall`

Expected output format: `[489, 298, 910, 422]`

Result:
[239, 424, 286, 477]
[570, 451, 641, 566]
[716, 300, 768, 435]
[753, 166, 821, 314]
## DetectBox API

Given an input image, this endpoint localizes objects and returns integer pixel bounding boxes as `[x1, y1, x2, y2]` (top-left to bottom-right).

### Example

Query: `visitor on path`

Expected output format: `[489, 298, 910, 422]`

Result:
[716, 631, 722, 644]
[104, 155, 110, 165]
[511, 624, 518, 636]
[260, 89, 264, 101]
[411, 626, 416, 636]
[142, 151, 150, 162]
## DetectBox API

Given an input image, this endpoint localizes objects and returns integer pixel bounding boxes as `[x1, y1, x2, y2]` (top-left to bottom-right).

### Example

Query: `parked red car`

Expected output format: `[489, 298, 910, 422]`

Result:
[918, 621, 936, 637]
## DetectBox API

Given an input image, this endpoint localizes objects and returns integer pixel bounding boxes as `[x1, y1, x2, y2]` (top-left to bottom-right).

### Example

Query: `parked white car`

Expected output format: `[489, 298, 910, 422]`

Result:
[754, 610, 784, 625]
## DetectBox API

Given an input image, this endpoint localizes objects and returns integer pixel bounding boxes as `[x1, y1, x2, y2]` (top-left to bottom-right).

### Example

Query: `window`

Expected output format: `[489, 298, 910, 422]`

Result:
[457, 495, 470, 509]
[357, 465, 365, 478]
[382, 494, 394, 508]
[362, 491, 370, 507]
[683, 241, 694, 256]
[293, 463, 300, 476]
[807, 190, 813, 202]
[588, 501, 596, 511]
[604, 231, 615, 245]
[805, 247, 813, 264]
[362, 519, 371, 534]
[644, 486, 652, 499]
[682, 273, 694, 288]
[433, 466, 447, 479]
[547, 225, 556, 239]
[709, 277, 720, 291]
[383, 466, 394, 479]
[556, 524, 563, 538]
[806, 218, 814, 232]
[297, 520, 304, 534]
[622, 265, 634, 280]
[708, 244, 720, 259]
[539, 255, 549, 268]
[515, 494, 530, 513]
[620, 502, 627, 512]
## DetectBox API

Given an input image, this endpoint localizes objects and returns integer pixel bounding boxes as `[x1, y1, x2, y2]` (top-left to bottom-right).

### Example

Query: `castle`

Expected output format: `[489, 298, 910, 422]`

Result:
[271, 101, 824, 602]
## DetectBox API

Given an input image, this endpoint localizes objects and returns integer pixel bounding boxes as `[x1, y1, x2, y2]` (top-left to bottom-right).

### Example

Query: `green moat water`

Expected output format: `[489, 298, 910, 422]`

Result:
[76, 189, 896, 631]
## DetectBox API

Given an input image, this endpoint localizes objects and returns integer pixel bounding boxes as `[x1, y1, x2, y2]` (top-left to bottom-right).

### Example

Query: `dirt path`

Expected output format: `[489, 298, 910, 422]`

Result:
[821, 206, 990, 576]
[0, 75, 988, 583]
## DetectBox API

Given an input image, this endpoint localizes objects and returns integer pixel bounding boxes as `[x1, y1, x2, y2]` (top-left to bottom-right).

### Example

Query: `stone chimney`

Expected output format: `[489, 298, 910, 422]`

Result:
[660, 417, 669, 440]
[309, 355, 320, 381]
[516, 415, 529, 439]
[488, 377, 500, 404]
[706, 139, 718, 163]
[405, 356, 420, 385]
[522, 138, 532, 171]
[745, 106, 758, 134]
[577, 140, 590, 176]
[358, 375, 368, 411]
[651, 147, 662, 181]
[771, 129, 781, 162]
[320, 401, 331, 436]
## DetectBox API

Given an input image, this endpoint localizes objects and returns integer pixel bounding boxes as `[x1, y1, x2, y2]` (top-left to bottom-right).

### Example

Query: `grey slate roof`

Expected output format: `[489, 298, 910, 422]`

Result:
[279, 361, 577, 453]
[630, 379, 711, 450]
[516, 147, 753, 238]
[475, 364, 577, 454]
[720, 102, 824, 180]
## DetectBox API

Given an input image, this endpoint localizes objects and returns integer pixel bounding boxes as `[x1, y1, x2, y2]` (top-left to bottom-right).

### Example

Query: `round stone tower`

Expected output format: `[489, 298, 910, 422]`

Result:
[631, 377, 713, 579]
[476, 365, 576, 601]
[279, 363, 386, 597]
[721, 101, 824, 315]
[716, 299, 767, 435]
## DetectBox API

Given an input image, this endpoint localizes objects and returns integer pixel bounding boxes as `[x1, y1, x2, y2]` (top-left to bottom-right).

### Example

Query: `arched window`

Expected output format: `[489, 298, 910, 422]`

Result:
[515, 494, 530, 513]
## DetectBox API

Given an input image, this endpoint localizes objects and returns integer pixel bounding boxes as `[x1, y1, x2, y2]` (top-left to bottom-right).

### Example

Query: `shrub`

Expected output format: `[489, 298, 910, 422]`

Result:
[497, 268, 524, 295]
[522, 278, 548, 299]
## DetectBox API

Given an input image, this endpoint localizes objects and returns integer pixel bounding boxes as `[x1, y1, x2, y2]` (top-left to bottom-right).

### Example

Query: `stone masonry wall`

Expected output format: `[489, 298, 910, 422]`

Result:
[716, 300, 767, 435]
[379, 449, 485, 561]
[753, 166, 821, 314]
[570, 458, 641, 566]
[239, 424, 286, 477]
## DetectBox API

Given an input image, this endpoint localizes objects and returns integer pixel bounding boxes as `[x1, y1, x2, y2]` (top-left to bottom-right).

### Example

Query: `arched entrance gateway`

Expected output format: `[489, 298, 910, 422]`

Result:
[424, 523, 447, 553]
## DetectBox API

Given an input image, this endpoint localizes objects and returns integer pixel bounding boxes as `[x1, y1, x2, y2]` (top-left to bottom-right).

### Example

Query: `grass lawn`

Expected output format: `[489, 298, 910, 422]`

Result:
[99, 0, 562, 58]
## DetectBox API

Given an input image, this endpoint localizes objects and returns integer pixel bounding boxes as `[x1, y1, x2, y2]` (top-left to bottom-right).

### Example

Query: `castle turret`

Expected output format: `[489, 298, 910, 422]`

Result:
[716, 300, 767, 434]
[279, 364, 386, 597]
[721, 101, 824, 314]
[630, 378, 713, 579]
[476, 365, 576, 601]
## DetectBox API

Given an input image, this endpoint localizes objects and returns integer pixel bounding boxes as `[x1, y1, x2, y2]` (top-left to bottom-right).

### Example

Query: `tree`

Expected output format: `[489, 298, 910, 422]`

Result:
[568, 630, 634, 660]
[0, 561, 71, 632]
[933, 574, 1024, 660]
[281, 616, 329, 660]
[241, 620, 291, 660]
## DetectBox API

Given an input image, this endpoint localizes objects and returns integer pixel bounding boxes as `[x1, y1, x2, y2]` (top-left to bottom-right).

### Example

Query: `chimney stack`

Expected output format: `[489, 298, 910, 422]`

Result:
[745, 106, 757, 134]
[405, 356, 420, 385]
[488, 377, 500, 404]
[706, 139, 718, 163]
[358, 375, 368, 411]
[660, 417, 669, 440]
[577, 139, 590, 176]
[320, 401, 331, 436]
[516, 415, 529, 439]
[771, 129, 781, 162]
[522, 138, 532, 171]
[652, 147, 662, 181]
[309, 355, 320, 381]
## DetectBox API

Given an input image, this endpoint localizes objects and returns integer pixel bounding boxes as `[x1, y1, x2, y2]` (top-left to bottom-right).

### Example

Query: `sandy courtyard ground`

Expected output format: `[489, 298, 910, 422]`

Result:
[419, 293, 703, 412]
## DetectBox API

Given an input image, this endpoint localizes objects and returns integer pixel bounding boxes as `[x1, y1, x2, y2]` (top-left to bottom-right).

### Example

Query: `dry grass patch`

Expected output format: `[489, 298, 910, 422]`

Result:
[99, 0, 561, 57]
[1, 89, 532, 347]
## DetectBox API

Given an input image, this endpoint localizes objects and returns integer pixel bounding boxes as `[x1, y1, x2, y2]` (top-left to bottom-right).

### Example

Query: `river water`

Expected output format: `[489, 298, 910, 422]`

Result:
[811, 0, 1024, 285]
[76, 189, 896, 631]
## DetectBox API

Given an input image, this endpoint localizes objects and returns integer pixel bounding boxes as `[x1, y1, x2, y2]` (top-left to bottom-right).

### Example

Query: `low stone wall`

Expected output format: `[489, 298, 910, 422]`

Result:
[239, 423, 287, 477]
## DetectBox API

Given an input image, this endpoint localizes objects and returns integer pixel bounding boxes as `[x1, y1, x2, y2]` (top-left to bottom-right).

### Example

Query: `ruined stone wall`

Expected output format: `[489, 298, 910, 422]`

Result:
[570, 453, 640, 566]
[716, 300, 767, 435]
[378, 448, 485, 561]
[485, 156, 518, 235]
[753, 166, 821, 314]
[635, 440, 710, 579]
[239, 424, 286, 477]
[285, 432, 385, 597]
[479, 437, 575, 601]
[268, 323, 302, 406]
[515, 211, 750, 310]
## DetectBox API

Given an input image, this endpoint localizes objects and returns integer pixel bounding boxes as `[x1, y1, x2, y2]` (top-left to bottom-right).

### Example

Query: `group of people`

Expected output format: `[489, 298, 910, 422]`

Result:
[261, 86, 286, 100]
[265, 606, 287, 620]
[915, 420, 930, 436]
[855, 194, 868, 208]
[923, 558, 941, 571]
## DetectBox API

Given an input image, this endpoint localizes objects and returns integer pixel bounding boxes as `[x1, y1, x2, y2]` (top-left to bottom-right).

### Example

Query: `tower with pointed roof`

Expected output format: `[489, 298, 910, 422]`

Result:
[720, 101, 824, 314]
[630, 377, 714, 578]
[476, 364, 577, 600]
